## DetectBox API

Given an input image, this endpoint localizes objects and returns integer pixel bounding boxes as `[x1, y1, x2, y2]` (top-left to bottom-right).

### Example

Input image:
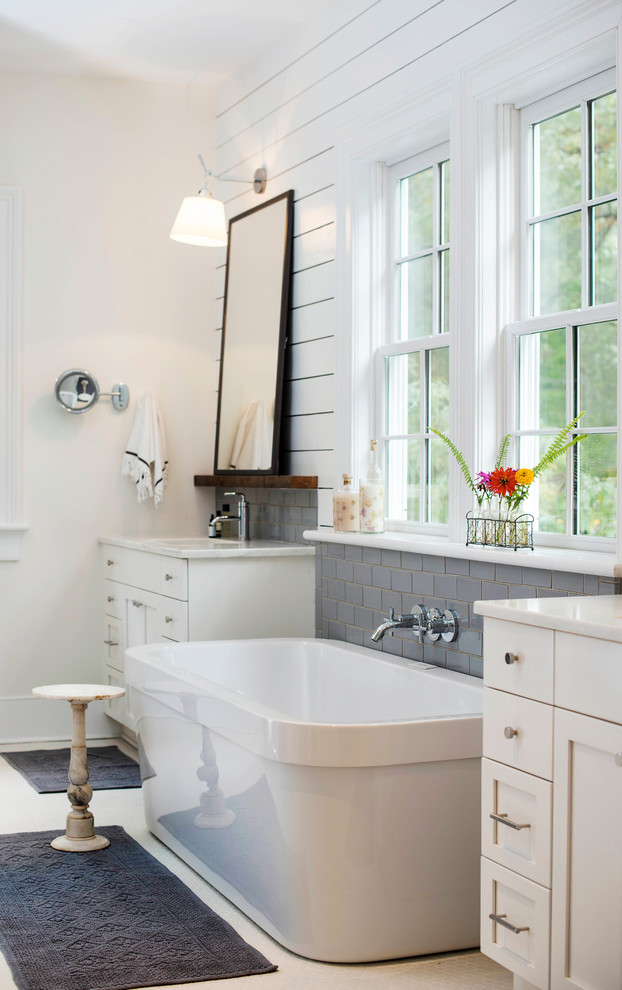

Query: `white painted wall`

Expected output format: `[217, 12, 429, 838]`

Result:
[212, 0, 619, 527]
[0, 72, 216, 710]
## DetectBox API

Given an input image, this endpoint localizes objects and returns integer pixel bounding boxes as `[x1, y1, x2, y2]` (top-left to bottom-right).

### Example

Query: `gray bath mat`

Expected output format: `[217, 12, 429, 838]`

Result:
[0, 826, 277, 990]
[2, 746, 142, 792]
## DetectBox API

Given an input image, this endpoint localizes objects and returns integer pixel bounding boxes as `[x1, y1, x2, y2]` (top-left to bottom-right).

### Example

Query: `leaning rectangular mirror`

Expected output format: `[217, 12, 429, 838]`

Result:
[214, 190, 294, 474]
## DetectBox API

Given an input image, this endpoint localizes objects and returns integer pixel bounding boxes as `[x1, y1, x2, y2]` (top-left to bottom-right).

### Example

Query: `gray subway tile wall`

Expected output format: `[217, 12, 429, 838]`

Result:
[215, 490, 619, 678]
[215, 487, 318, 543]
[315, 543, 620, 677]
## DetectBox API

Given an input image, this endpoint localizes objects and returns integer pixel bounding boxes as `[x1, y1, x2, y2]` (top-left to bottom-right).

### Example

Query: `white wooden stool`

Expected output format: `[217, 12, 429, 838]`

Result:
[31, 683, 126, 852]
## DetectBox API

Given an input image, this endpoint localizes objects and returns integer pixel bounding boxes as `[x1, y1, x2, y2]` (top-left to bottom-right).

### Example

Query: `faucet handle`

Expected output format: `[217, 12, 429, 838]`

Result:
[411, 604, 429, 643]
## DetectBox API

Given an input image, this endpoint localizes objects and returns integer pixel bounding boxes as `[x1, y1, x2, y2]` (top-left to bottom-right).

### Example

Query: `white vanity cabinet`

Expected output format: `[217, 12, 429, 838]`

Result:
[476, 596, 622, 990]
[100, 536, 315, 732]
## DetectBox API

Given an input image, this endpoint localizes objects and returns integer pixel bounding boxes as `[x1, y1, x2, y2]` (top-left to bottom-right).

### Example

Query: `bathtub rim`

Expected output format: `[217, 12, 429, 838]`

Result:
[126, 638, 483, 768]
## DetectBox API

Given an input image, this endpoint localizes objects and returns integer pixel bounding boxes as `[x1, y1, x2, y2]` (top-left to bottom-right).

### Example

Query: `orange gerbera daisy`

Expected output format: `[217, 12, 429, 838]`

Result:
[489, 467, 517, 497]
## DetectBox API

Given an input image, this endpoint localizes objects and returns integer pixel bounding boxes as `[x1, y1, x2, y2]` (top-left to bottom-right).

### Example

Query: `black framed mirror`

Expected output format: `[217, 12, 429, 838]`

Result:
[214, 190, 294, 474]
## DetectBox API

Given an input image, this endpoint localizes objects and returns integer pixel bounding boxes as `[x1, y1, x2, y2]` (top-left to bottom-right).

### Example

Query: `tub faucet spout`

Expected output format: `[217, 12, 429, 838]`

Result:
[371, 605, 460, 645]
[371, 605, 428, 643]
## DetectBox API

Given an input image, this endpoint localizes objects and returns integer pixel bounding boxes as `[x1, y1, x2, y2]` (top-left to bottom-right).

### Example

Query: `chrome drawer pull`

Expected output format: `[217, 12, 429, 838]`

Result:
[504, 726, 518, 739]
[103, 639, 118, 647]
[106, 559, 114, 566]
[165, 616, 173, 623]
[132, 599, 143, 607]
[164, 573, 173, 581]
[489, 913, 529, 934]
[490, 812, 531, 831]
[106, 595, 114, 603]
[504, 651, 518, 664]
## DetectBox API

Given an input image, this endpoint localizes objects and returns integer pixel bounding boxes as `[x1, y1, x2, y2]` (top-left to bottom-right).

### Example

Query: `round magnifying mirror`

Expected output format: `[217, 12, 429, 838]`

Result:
[55, 369, 100, 413]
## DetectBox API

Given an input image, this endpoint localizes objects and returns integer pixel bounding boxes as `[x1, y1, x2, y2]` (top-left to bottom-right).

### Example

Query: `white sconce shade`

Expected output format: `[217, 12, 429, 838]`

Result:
[169, 191, 227, 247]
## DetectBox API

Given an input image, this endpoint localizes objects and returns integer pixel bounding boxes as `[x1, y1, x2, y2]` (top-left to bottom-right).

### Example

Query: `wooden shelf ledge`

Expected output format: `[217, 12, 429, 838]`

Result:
[194, 475, 318, 489]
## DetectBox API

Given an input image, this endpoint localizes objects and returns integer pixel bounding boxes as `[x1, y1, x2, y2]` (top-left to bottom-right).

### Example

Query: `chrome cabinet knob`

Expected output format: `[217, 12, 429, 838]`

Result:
[103, 639, 118, 647]
[106, 559, 114, 566]
[106, 595, 114, 603]
[132, 599, 143, 608]
[164, 573, 173, 581]
[165, 616, 173, 623]
[504, 726, 518, 739]
[504, 651, 519, 664]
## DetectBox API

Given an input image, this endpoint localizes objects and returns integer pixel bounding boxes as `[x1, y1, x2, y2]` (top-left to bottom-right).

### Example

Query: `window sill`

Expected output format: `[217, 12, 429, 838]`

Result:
[302, 528, 620, 578]
[0, 525, 28, 561]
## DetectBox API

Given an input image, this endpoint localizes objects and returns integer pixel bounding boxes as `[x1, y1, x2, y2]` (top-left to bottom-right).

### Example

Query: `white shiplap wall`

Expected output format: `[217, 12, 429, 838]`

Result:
[212, 0, 612, 525]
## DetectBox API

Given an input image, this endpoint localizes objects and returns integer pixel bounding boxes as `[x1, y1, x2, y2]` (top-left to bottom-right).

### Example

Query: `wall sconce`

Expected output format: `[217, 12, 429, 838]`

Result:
[169, 155, 267, 247]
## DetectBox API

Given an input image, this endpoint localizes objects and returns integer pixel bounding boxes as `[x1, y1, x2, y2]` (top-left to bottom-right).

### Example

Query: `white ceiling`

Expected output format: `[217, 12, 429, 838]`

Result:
[0, 0, 329, 85]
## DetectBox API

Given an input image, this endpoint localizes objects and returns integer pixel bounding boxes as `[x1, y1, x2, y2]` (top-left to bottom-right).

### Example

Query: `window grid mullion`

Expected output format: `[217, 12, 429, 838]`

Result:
[581, 98, 591, 309]
[420, 347, 427, 523]
[568, 324, 577, 536]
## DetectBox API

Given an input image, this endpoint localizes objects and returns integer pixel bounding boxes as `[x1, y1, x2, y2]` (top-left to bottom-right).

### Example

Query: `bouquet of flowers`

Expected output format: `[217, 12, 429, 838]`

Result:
[429, 414, 587, 546]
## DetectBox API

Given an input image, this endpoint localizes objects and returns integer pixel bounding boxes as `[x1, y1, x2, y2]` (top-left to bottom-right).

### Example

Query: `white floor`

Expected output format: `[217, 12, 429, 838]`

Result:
[0, 739, 512, 990]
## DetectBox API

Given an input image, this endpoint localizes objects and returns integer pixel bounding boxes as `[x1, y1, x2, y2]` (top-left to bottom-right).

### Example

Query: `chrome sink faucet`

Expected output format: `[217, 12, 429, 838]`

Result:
[371, 605, 459, 644]
[225, 491, 251, 541]
[209, 491, 251, 541]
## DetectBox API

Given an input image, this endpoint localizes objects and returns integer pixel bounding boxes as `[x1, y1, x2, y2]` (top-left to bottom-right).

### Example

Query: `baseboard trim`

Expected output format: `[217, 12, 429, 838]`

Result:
[0, 695, 119, 744]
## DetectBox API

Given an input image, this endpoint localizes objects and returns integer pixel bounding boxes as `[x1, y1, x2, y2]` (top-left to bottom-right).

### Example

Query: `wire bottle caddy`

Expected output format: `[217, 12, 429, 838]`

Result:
[466, 509, 534, 551]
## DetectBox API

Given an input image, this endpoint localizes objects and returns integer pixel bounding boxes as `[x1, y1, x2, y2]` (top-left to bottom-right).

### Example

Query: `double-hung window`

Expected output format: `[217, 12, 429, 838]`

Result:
[376, 145, 451, 531]
[509, 72, 618, 546]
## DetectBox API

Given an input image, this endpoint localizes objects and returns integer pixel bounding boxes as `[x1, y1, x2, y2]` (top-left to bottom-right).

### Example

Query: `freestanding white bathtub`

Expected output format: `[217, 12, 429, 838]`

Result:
[125, 638, 483, 963]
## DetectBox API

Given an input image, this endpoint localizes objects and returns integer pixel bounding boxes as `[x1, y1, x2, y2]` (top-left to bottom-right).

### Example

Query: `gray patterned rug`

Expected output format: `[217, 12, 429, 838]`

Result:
[2, 746, 142, 792]
[0, 826, 277, 990]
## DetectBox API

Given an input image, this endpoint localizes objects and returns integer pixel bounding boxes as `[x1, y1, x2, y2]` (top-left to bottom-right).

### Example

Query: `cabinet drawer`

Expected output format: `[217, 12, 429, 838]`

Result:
[101, 545, 124, 581]
[482, 757, 552, 887]
[555, 631, 622, 724]
[484, 619, 554, 703]
[158, 599, 188, 641]
[102, 617, 123, 672]
[481, 857, 550, 990]
[103, 580, 123, 620]
[123, 549, 161, 593]
[159, 556, 188, 600]
[483, 688, 553, 779]
[103, 665, 127, 724]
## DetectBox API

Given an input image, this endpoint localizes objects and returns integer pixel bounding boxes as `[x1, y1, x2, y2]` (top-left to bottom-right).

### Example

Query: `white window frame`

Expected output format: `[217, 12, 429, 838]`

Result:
[505, 70, 618, 551]
[0, 187, 26, 560]
[333, 3, 621, 565]
[520, 69, 617, 318]
[374, 144, 451, 534]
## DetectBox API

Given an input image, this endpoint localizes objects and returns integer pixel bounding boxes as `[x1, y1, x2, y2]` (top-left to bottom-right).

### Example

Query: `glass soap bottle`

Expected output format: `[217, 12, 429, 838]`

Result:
[333, 474, 360, 533]
[360, 439, 384, 533]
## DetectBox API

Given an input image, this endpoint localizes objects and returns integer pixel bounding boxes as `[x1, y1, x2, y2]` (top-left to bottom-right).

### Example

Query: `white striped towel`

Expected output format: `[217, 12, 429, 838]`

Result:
[121, 390, 168, 505]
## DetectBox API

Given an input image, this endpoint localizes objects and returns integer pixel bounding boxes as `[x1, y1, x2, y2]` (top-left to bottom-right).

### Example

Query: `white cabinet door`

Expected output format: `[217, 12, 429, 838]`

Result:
[551, 708, 622, 990]
[123, 589, 160, 649]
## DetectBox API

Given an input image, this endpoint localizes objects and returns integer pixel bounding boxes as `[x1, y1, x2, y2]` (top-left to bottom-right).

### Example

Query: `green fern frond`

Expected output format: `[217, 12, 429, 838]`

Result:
[495, 434, 512, 469]
[533, 412, 586, 478]
[428, 427, 476, 492]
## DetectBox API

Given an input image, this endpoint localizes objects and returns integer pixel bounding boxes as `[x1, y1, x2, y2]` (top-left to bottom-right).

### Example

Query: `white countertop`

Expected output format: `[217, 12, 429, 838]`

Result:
[474, 594, 622, 642]
[99, 535, 315, 559]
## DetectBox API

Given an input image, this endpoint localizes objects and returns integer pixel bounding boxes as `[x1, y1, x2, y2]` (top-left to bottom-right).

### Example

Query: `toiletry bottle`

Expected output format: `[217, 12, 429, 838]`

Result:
[208, 514, 221, 538]
[360, 439, 385, 533]
[333, 474, 360, 533]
